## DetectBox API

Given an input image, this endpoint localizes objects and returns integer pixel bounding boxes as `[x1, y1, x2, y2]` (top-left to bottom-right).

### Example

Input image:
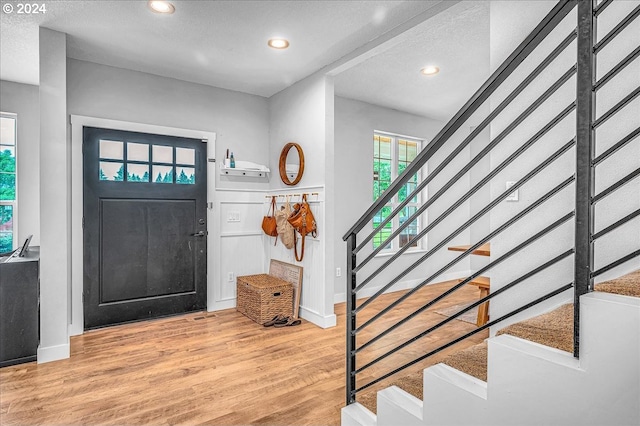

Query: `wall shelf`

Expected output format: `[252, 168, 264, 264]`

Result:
[220, 160, 270, 178]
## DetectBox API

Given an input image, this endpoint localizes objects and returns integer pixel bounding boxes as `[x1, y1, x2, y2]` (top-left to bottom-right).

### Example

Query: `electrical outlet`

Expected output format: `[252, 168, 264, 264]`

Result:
[336, 267, 341, 277]
[506, 181, 519, 201]
[227, 272, 234, 282]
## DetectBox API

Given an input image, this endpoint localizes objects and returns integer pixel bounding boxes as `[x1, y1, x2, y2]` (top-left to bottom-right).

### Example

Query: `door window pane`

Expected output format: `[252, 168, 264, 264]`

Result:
[152, 145, 173, 164]
[127, 143, 149, 162]
[100, 162, 124, 181]
[127, 164, 150, 182]
[0, 205, 13, 253]
[176, 147, 195, 165]
[176, 167, 195, 184]
[153, 165, 174, 183]
[99, 140, 123, 160]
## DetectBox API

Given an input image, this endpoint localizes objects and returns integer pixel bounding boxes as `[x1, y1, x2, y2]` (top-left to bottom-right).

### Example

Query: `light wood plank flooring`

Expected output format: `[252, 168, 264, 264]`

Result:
[0, 280, 487, 425]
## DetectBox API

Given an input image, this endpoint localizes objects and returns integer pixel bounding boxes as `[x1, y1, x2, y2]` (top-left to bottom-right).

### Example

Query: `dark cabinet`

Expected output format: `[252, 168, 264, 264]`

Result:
[0, 247, 39, 367]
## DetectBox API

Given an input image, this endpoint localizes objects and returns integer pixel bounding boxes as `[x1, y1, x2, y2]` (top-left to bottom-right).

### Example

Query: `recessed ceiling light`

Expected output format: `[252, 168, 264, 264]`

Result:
[148, 1, 175, 14]
[420, 66, 440, 76]
[268, 39, 290, 49]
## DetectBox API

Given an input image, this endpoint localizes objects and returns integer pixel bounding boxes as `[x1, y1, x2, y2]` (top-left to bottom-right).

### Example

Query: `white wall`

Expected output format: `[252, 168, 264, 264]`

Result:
[488, 1, 639, 332]
[333, 96, 478, 303]
[268, 73, 336, 326]
[0, 80, 40, 246]
[67, 58, 271, 191]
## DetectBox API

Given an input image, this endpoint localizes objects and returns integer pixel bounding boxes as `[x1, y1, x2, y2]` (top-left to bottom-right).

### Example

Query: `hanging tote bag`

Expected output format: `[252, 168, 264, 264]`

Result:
[275, 196, 295, 249]
[262, 196, 279, 244]
[287, 194, 318, 261]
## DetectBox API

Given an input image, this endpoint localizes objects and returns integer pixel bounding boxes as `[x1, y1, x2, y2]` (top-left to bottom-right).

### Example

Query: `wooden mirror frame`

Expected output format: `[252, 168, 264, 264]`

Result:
[279, 142, 305, 186]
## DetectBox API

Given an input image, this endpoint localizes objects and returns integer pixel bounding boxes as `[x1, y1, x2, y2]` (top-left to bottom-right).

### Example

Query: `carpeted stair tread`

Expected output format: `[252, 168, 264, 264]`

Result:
[496, 303, 574, 353]
[594, 269, 640, 297]
[441, 341, 488, 381]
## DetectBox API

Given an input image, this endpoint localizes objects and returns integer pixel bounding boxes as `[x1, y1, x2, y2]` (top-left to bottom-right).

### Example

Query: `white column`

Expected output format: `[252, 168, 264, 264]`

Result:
[38, 27, 70, 363]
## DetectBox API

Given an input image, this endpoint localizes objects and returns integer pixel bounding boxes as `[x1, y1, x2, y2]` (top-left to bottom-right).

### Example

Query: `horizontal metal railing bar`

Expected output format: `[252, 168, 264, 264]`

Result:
[355, 174, 575, 331]
[594, 46, 640, 91]
[592, 86, 640, 129]
[353, 30, 578, 254]
[354, 283, 574, 393]
[592, 126, 640, 165]
[593, 5, 640, 54]
[354, 66, 577, 265]
[343, 0, 576, 240]
[591, 167, 640, 204]
[591, 249, 640, 278]
[354, 210, 576, 351]
[354, 127, 576, 303]
[353, 249, 574, 374]
[592, 209, 640, 241]
[594, 0, 614, 17]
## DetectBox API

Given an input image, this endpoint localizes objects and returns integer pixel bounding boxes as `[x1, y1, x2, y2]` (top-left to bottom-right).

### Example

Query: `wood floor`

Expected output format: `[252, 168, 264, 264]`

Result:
[0, 280, 488, 425]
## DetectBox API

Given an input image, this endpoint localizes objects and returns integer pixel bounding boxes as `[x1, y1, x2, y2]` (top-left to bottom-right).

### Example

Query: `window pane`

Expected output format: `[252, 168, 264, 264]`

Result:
[0, 204, 13, 252]
[153, 165, 174, 183]
[176, 148, 195, 165]
[99, 162, 124, 181]
[406, 142, 418, 162]
[176, 167, 195, 184]
[152, 145, 173, 164]
[399, 140, 407, 162]
[0, 117, 16, 146]
[0, 173, 16, 201]
[0, 146, 16, 173]
[127, 143, 149, 162]
[379, 136, 392, 159]
[127, 164, 150, 182]
[99, 140, 123, 160]
[373, 205, 393, 250]
[399, 206, 419, 248]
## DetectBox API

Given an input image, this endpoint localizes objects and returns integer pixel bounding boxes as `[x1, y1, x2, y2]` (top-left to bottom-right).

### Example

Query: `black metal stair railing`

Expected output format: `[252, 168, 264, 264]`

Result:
[343, 0, 640, 405]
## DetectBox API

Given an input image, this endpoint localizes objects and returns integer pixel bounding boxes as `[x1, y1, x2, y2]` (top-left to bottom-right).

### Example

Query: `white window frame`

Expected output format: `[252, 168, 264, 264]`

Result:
[0, 112, 18, 251]
[373, 131, 424, 255]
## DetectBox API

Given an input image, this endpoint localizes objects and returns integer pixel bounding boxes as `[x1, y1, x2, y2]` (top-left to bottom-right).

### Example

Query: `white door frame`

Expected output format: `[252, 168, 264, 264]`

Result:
[69, 115, 216, 336]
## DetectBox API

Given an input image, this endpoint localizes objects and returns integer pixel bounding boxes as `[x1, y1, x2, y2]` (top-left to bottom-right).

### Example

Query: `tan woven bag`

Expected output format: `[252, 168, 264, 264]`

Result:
[275, 197, 295, 249]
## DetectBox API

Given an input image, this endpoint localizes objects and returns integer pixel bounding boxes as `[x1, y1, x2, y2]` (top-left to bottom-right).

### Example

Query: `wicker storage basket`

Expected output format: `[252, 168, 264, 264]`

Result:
[236, 274, 293, 324]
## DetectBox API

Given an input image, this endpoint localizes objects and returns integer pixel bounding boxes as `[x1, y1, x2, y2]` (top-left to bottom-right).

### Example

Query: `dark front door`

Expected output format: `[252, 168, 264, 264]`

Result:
[83, 127, 207, 329]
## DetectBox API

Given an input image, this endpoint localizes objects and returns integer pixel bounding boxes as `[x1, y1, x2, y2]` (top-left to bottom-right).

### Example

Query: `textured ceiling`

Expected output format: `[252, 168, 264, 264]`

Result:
[0, 0, 446, 97]
[334, 1, 490, 121]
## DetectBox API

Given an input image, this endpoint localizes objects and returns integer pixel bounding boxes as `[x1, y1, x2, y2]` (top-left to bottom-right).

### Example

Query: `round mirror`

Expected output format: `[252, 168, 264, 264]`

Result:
[279, 142, 305, 186]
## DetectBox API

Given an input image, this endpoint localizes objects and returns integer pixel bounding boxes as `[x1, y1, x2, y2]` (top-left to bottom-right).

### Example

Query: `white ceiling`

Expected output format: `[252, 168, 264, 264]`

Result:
[334, 1, 490, 121]
[0, 0, 491, 120]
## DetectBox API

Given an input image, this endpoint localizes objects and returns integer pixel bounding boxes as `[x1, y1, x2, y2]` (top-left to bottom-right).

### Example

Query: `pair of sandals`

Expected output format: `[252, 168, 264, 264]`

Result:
[263, 315, 301, 327]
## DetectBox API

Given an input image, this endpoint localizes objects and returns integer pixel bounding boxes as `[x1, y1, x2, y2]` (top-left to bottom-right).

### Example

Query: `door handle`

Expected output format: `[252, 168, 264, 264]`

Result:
[190, 231, 207, 237]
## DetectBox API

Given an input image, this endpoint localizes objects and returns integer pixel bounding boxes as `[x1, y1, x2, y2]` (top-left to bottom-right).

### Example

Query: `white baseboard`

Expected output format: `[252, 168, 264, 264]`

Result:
[209, 298, 236, 312]
[37, 342, 70, 364]
[299, 306, 337, 328]
[334, 270, 474, 304]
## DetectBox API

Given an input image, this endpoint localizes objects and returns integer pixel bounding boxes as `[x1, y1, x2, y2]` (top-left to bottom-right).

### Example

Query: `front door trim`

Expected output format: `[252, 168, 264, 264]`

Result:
[70, 115, 216, 336]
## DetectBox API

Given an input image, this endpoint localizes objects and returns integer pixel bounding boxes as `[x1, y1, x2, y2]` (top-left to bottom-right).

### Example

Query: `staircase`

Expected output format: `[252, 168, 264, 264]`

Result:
[349, 270, 640, 417]
[341, 0, 640, 425]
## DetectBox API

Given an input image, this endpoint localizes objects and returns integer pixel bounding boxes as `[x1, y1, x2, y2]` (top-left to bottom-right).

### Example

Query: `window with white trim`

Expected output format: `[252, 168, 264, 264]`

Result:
[0, 113, 17, 253]
[372, 132, 422, 252]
